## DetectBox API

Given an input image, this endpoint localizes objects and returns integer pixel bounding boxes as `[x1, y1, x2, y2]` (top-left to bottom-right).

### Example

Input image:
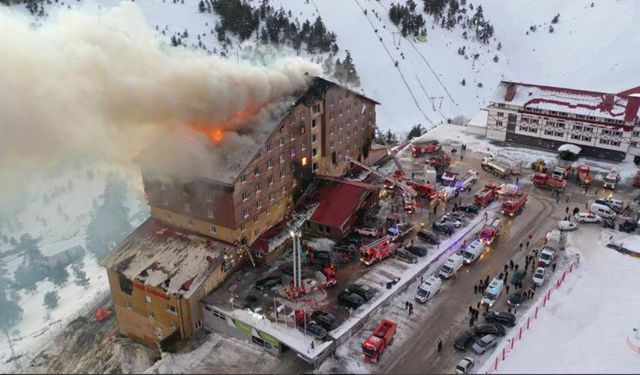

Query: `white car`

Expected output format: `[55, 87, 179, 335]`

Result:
[441, 215, 463, 228]
[532, 267, 546, 286]
[455, 357, 475, 374]
[355, 227, 378, 237]
[558, 220, 578, 232]
[574, 212, 601, 223]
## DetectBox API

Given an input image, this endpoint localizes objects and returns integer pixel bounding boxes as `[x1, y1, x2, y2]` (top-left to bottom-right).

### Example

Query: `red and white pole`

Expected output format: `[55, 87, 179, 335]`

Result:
[502, 347, 506, 361]
[527, 316, 531, 329]
[519, 326, 523, 339]
[535, 306, 539, 319]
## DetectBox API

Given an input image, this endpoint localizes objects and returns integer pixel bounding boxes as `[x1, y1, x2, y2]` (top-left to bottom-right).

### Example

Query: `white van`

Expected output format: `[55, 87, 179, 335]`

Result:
[462, 240, 486, 264]
[538, 247, 556, 267]
[545, 229, 562, 244]
[480, 277, 504, 307]
[415, 275, 442, 303]
[590, 202, 617, 219]
[439, 254, 464, 279]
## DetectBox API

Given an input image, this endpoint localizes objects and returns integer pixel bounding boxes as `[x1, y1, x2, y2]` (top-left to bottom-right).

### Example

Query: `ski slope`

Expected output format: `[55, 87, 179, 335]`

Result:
[497, 228, 640, 374]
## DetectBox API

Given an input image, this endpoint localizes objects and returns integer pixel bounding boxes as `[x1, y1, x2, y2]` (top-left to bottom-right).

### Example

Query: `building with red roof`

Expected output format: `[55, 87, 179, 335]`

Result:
[304, 179, 378, 239]
[485, 81, 640, 162]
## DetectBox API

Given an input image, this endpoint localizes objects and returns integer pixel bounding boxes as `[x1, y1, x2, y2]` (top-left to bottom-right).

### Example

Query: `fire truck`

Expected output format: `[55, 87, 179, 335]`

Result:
[531, 173, 567, 191]
[441, 171, 458, 187]
[551, 163, 572, 180]
[473, 183, 497, 207]
[577, 165, 593, 186]
[424, 152, 451, 175]
[407, 181, 438, 199]
[479, 217, 501, 245]
[411, 140, 441, 158]
[456, 169, 478, 191]
[362, 319, 397, 362]
[501, 192, 528, 217]
[360, 236, 398, 266]
[480, 158, 511, 179]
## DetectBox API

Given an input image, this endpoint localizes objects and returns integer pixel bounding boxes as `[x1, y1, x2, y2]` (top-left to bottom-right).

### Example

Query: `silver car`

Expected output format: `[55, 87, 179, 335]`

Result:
[471, 334, 497, 355]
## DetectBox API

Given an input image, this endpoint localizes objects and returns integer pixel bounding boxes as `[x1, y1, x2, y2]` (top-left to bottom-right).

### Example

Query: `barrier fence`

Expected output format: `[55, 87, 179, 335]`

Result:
[482, 255, 581, 374]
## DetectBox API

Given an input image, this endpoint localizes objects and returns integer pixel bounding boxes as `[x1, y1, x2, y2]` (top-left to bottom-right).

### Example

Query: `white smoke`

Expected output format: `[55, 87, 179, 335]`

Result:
[0, 2, 321, 199]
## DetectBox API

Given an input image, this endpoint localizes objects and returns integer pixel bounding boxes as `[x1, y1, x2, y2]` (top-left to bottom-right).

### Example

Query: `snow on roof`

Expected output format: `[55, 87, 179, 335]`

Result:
[310, 180, 374, 229]
[101, 218, 230, 298]
[468, 110, 488, 128]
[492, 81, 640, 124]
[558, 144, 582, 154]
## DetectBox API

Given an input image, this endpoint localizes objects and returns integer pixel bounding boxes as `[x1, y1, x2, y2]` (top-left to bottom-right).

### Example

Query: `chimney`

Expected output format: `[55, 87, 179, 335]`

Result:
[505, 83, 517, 102]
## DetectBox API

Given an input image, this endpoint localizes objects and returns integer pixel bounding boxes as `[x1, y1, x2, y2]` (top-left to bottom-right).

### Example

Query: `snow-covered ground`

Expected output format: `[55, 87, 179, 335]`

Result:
[496, 228, 640, 374]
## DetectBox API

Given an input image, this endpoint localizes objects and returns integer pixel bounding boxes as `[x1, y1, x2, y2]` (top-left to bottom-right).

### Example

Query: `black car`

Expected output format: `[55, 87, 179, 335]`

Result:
[347, 284, 375, 301]
[473, 323, 506, 337]
[334, 244, 357, 255]
[254, 276, 282, 291]
[396, 249, 418, 264]
[337, 289, 365, 309]
[405, 245, 428, 257]
[484, 311, 516, 327]
[510, 270, 527, 286]
[299, 321, 328, 340]
[507, 290, 527, 307]
[432, 221, 455, 235]
[341, 236, 363, 247]
[311, 310, 339, 331]
[457, 203, 480, 214]
[417, 230, 439, 245]
[603, 218, 616, 229]
[454, 330, 476, 351]
[619, 220, 637, 233]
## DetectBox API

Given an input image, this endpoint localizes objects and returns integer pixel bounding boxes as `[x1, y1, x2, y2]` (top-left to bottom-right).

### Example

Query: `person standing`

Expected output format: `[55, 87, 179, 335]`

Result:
[474, 284, 478, 294]
[515, 263, 519, 271]
[526, 240, 530, 249]
[437, 338, 443, 353]
[519, 243, 523, 251]
[509, 260, 514, 270]
[505, 285, 510, 295]
[552, 263, 557, 272]
[503, 264, 508, 273]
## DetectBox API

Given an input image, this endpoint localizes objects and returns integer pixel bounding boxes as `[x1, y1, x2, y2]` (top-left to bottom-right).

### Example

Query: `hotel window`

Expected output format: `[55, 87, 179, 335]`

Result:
[242, 191, 249, 201]
[254, 166, 261, 176]
[632, 142, 638, 147]
[148, 311, 155, 319]
[312, 134, 317, 143]
[184, 203, 191, 212]
[160, 181, 167, 191]
[266, 142, 271, 152]
[205, 192, 212, 202]
[171, 321, 177, 329]
[256, 184, 261, 193]
[166, 304, 177, 314]
[611, 140, 621, 146]
[268, 176, 274, 185]
[497, 112, 504, 117]
[312, 103, 321, 114]
[299, 124, 306, 135]
[145, 295, 152, 304]
[312, 148, 318, 157]
[256, 201, 262, 209]
[584, 127, 593, 133]
[208, 207, 215, 218]
[329, 112, 334, 120]
[574, 125, 582, 131]
[279, 137, 284, 146]
[240, 224, 246, 232]
[240, 174, 247, 183]
[633, 131, 640, 137]
[311, 119, 317, 128]
[554, 131, 564, 137]
[243, 208, 250, 218]
[267, 159, 273, 169]
[187, 218, 193, 226]
[599, 139, 610, 145]
[280, 154, 285, 163]
[571, 134, 580, 140]
[496, 121, 503, 127]
[582, 136, 592, 142]
[209, 224, 217, 233]
[162, 194, 168, 206]
[290, 147, 296, 157]
[253, 216, 258, 223]
[280, 169, 285, 179]
[269, 193, 275, 201]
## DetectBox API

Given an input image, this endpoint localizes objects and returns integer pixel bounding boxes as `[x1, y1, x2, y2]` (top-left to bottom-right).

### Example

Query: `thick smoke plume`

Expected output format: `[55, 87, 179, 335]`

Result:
[0, 2, 320, 197]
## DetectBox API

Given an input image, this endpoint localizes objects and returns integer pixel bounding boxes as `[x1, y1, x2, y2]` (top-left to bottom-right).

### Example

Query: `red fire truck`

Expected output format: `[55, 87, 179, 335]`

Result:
[360, 236, 398, 266]
[473, 183, 497, 207]
[362, 319, 397, 362]
[407, 181, 438, 199]
[479, 217, 501, 245]
[501, 192, 527, 217]
[532, 173, 567, 191]
[634, 170, 640, 188]
[411, 140, 441, 158]
[577, 165, 593, 186]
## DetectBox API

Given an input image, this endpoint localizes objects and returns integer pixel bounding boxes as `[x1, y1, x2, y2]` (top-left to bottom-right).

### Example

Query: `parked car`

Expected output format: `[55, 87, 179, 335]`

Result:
[456, 204, 480, 214]
[510, 270, 527, 286]
[603, 218, 616, 229]
[472, 334, 498, 355]
[334, 244, 356, 255]
[337, 289, 365, 309]
[406, 245, 428, 257]
[395, 249, 418, 264]
[574, 212, 602, 223]
[595, 198, 623, 213]
[473, 323, 506, 337]
[454, 330, 476, 351]
[347, 284, 375, 301]
[311, 310, 338, 331]
[341, 236, 363, 247]
[484, 311, 516, 327]
[417, 230, 439, 245]
[532, 267, 546, 286]
[441, 215, 463, 228]
[619, 220, 637, 233]
[254, 276, 282, 291]
[558, 220, 578, 232]
[507, 290, 527, 307]
[432, 221, 455, 235]
[299, 321, 327, 340]
[455, 357, 475, 374]
[355, 227, 378, 237]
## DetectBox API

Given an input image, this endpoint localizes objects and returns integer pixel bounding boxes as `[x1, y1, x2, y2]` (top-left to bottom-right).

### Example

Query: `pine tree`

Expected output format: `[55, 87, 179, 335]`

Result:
[43, 291, 59, 310]
[342, 51, 360, 86]
[199, 0, 206, 12]
[72, 263, 90, 289]
[14, 234, 49, 290]
[406, 124, 425, 141]
[551, 13, 560, 24]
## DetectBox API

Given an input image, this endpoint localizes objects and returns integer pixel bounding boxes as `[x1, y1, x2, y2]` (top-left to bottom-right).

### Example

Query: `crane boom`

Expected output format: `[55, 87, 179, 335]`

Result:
[381, 137, 405, 177]
[345, 157, 417, 197]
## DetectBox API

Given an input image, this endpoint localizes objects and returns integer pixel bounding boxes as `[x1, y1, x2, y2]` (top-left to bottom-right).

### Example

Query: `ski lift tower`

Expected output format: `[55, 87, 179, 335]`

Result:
[288, 230, 305, 299]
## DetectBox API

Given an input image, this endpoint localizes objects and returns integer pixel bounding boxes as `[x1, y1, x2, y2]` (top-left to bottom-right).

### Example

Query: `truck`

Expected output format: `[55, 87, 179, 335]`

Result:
[461, 239, 486, 264]
[439, 253, 464, 279]
[415, 275, 442, 303]
[481, 159, 511, 178]
[403, 193, 416, 213]
[456, 169, 479, 191]
[479, 217, 502, 245]
[439, 186, 458, 202]
[411, 140, 441, 158]
[362, 319, 397, 362]
[407, 181, 438, 199]
[484, 154, 522, 175]
[360, 236, 398, 266]
[501, 192, 528, 217]
[551, 164, 572, 180]
[425, 152, 451, 172]
[473, 183, 497, 207]
[603, 170, 620, 190]
[480, 277, 504, 307]
[496, 183, 520, 197]
[577, 165, 593, 186]
[633, 170, 640, 188]
[530, 158, 547, 173]
[387, 222, 415, 242]
[424, 165, 438, 184]
[531, 173, 567, 191]
[442, 171, 458, 187]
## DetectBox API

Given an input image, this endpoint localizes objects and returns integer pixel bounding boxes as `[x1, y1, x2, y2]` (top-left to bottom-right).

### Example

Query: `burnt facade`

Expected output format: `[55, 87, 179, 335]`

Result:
[143, 78, 378, 246]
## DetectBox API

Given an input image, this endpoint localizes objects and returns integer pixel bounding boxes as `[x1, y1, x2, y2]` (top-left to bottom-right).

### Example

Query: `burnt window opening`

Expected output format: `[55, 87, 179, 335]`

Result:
[118, 272, 133, 295]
